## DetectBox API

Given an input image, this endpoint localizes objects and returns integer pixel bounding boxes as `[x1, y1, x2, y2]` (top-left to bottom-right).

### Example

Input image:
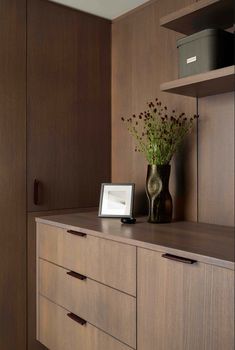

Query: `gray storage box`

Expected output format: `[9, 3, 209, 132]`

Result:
[177, 29, 234, 78]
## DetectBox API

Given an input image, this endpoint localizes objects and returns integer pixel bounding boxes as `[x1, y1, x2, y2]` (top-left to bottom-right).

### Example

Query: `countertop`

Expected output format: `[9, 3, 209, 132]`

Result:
[36, 211, 234, 270]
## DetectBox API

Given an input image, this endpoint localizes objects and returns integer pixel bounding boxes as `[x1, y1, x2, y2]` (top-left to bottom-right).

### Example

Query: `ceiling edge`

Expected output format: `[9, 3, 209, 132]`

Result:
[112, 0, 158, 22]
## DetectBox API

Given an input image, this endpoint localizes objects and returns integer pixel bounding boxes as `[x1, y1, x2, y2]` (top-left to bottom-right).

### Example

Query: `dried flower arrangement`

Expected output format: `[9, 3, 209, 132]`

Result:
[121, 98, 198, 165]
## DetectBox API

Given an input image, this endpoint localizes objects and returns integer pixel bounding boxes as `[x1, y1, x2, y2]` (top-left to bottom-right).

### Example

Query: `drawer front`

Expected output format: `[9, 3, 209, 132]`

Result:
[38, 295, 133, 350]
[37, 223, 136, 296]
[39, 259, 136, 348]
[138, 248, 234, 350]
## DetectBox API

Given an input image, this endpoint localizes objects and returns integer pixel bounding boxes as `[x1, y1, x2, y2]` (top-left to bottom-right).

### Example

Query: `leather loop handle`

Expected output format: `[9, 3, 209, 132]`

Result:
[67, 230, 87, 237]
[67, 313, 86, 326]
[162, 253, 197, 264]
[33, 179, 40, 205]
[66, 271, 87, 281]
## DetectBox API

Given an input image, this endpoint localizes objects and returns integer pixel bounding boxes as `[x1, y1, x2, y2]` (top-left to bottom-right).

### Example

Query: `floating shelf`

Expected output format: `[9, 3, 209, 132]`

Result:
[160, 0, 234, 35]
[160, 65, 235, 97]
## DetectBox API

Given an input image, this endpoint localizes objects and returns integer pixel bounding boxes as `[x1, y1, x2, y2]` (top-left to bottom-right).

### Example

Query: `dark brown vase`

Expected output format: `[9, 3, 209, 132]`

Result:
[146, 164, 173, 223]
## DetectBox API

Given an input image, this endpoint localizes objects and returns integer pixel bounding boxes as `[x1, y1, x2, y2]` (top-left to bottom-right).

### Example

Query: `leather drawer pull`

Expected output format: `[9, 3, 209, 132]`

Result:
[162, 253, 197, 264]
[33, 179, 40, 205]
[67, 312, 87, 326]
[67, 270, 87, 280]
[67, 229, 87, 237]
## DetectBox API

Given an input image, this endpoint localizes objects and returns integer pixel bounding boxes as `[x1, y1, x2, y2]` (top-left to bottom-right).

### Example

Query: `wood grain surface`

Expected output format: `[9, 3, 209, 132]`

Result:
[0, 1, 26, 349]
[38, 295, 133, 350]
[112, 0, 197, 220]
[198, 92, 234, 226]
[37, 212, 235, 268]
[138, 247, 234, 350]
[37, 221, 137, 295]
[28, 208, 96, 350]
[112, 0, 234, 227]
[161, 66, 235, 97]
[27, 0, 111, 212]
[39, 259, 136, 348]
[160, 0, 234, 34]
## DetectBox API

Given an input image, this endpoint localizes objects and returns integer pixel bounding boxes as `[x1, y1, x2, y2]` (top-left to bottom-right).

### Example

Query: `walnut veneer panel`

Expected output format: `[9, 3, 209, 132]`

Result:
[27, 0, 111, 211]
[198, 92, 234, 226]
[138, 248, 234, 350]
[39, 259, 136, 348]
[0, 0, 26, 349]
[112, 0, 197, 220]
[37, 212, 234, 268]
[37, 222, 137, 295]
[28, 208, 95, 350]
[160, 0, 234, 35]
[161, 66, 235, 97]
[38, 296, 133, 350]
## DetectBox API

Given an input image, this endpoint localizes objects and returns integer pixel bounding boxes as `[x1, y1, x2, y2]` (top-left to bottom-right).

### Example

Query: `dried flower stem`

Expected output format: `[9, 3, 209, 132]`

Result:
[121, 98, 198, 165]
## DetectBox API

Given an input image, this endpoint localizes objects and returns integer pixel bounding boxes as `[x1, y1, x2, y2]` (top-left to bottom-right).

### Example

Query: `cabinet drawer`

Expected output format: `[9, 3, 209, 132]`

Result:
[39, 259, 136, 348]
[37, 223, 136, 296]
[38, 295, 133, 350]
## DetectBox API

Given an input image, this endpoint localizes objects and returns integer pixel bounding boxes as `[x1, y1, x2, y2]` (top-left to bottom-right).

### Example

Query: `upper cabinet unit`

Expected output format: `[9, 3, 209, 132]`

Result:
[27, 0, 111, 212]
[160, 0, 235, 97]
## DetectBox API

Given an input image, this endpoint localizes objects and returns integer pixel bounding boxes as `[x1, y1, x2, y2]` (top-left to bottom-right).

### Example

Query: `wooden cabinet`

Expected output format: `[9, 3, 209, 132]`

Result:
[37, 222, 137, 349]
[26, 0, 111, 348]
[27, 0, 111, 212]
[28, 209, 93, 350]
[0, 0, 26, 349]
[1, 0, 111, 347]
[38, 296, 132, 350]
[36, 215, 234, 350]
[138, 248, 234, 350]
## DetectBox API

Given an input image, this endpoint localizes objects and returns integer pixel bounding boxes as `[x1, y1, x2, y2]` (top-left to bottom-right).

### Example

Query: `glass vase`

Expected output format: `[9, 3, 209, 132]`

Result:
[146, 164, 173, 223]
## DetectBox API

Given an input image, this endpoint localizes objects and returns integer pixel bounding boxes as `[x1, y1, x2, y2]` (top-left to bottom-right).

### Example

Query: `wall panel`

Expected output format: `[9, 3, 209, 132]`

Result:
[112, 0, 197, 220]
[198, 92, 234, 226]
[0, 0, 26, 349]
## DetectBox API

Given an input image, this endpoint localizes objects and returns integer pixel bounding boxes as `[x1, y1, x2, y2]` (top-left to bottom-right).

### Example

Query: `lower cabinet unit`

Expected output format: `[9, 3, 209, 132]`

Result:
[38, 296, 133, 350]
[137, 248, 234, 350]
[36, 217, 234, 350]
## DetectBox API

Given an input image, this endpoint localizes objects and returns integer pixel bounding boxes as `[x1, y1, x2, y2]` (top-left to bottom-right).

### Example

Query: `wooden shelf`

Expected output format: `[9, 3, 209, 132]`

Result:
[160, 65, 235, 97]
[160, 0, 234, 35]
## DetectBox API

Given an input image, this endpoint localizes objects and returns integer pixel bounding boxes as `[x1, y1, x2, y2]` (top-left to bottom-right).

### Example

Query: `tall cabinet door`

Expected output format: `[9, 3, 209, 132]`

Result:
[27, 0, 111, 212]
[0, 0, 26, 349]
[138, 248, 234, 350]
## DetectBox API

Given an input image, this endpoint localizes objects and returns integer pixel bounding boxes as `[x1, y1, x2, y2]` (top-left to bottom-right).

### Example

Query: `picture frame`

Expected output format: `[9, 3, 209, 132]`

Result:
[98, 183, 135, 218]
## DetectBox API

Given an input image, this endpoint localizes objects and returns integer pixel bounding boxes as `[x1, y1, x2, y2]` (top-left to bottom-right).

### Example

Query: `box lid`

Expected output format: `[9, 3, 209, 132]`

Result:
[177, 28, 221, 48]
